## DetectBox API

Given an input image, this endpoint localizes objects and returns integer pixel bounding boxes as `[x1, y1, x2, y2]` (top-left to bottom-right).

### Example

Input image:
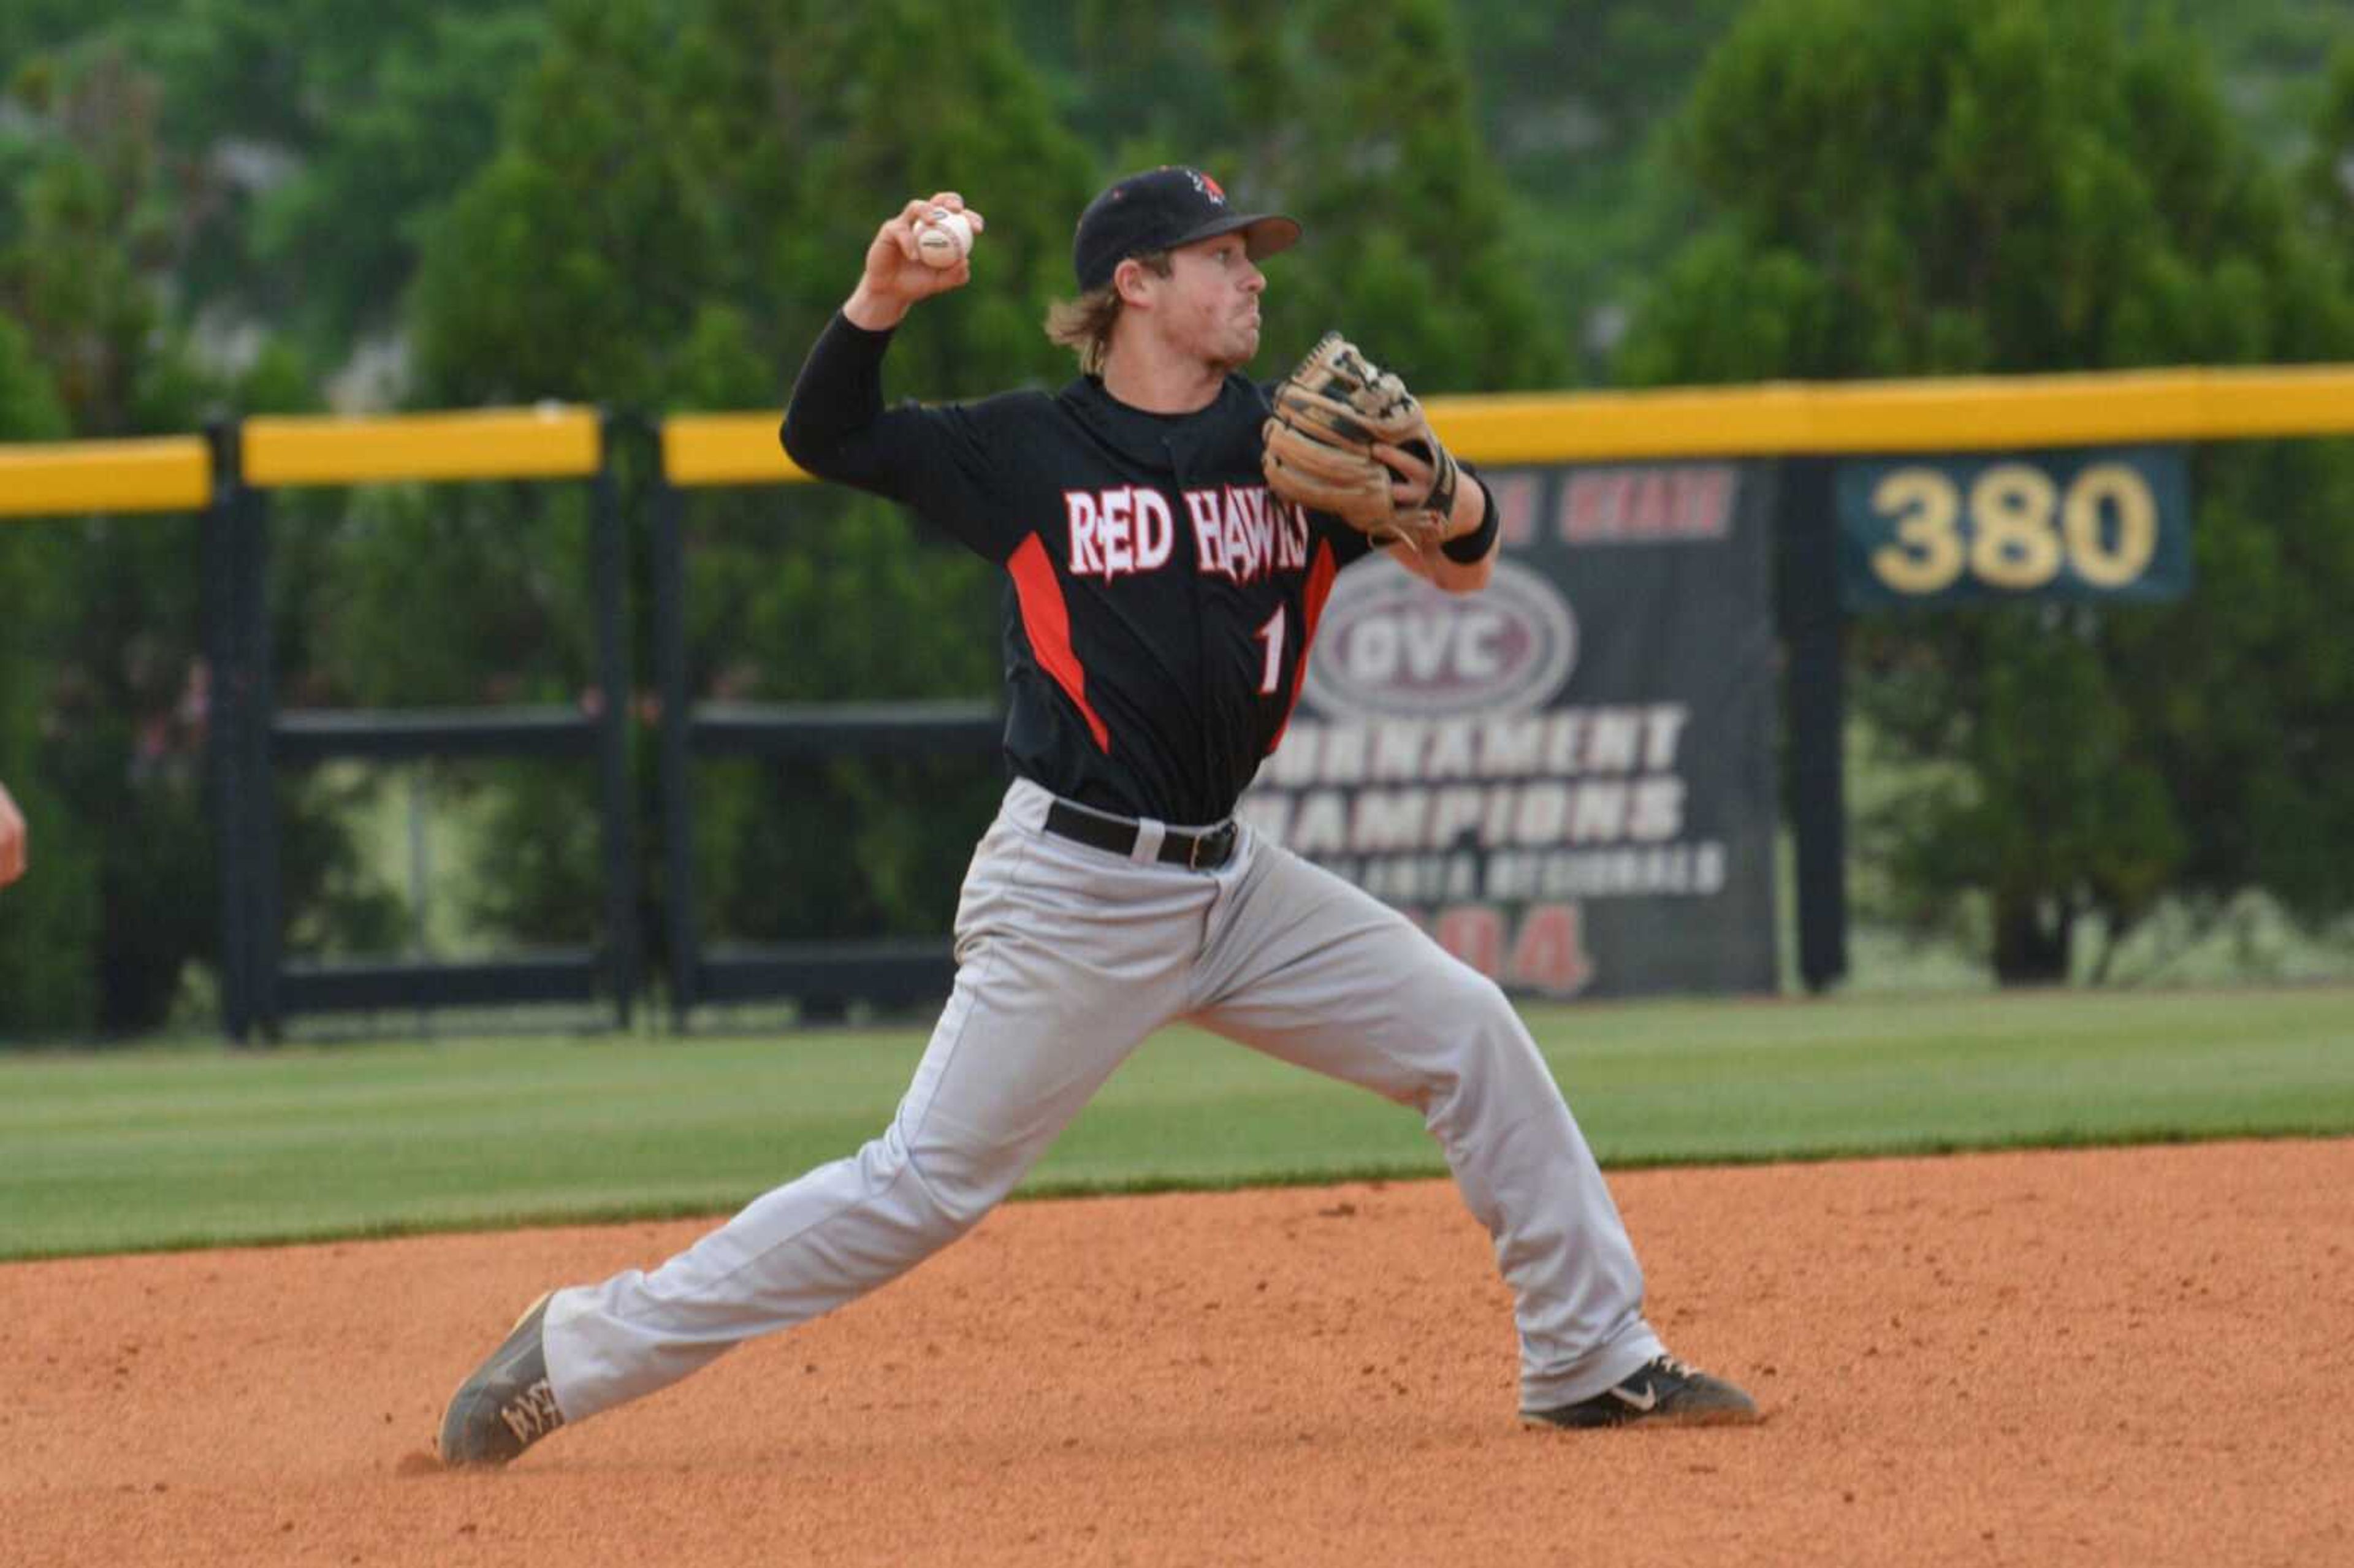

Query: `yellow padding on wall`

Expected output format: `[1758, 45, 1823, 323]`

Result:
[13, 363, 2348, 512]
[1423, 364, 2354, 462]
[242, 406, 601, 486]
[663, 413, 808, 486]
[655, 364, 2354, 481]
[0, 436, 211, 517]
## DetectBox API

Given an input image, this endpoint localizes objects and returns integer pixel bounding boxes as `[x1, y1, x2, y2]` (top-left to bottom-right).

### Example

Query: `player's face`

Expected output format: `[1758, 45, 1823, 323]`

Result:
[1160, 234, 1265, 370]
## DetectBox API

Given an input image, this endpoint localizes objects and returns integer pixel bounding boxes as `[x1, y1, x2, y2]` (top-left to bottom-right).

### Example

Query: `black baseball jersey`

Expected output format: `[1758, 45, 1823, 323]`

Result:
[783, 312, 1407, 825]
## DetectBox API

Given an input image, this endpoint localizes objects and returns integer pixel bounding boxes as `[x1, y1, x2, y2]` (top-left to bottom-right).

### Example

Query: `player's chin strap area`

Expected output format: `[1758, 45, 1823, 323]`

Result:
[1043, 798, 1238, 872]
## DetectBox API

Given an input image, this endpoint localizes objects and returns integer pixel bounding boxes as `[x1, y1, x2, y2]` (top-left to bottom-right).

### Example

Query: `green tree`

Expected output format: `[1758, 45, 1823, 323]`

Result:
[2300, 44, 2354, 253]
[0, 312, 99, 1032]
[0, 52, 215, 1035]
[0, 51, 192, 436]
[39, 0, 550, 368]
[1625, 0, 2354, 982]
[1451, 0, 1748, 379]
[410, 0, 1095, 410]
[1045, 1, 1564, 392]
[1223, 0, 1564, 391]
[0, 312, 65, 438]
[383, 0, 1100, 965]
[0, 47, 370, 1036]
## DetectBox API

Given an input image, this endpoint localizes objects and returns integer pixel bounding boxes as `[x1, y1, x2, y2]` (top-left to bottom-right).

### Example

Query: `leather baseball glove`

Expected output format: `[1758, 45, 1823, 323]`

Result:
[1262, 332, 1461, 549]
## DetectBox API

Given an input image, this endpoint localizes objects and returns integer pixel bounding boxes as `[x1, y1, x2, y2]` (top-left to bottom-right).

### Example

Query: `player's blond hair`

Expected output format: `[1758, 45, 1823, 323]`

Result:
[1043, 249, 1172, 375]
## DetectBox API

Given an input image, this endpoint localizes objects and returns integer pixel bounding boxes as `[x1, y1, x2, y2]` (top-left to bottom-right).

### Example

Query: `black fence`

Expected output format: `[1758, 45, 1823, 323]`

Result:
[649, 416, 1002, 1029]
[0, 405, 1981, 1038]
[203, 408, 638, 1040]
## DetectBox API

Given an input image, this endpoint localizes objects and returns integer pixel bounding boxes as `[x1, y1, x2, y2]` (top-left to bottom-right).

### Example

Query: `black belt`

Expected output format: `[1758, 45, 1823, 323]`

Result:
[1043, 800, 1238, 872]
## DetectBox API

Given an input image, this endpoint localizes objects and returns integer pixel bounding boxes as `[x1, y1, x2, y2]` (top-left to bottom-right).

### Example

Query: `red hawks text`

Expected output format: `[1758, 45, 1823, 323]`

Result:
[1063, 484, 1312, 585]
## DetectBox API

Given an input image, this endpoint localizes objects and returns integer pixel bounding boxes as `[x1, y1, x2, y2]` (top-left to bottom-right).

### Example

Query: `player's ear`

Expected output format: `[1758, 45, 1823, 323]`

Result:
[1113, 256, 1159, 309]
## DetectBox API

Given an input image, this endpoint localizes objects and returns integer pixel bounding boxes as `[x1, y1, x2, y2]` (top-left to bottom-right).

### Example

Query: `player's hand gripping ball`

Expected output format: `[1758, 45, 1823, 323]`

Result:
[916, 208, 974, 268]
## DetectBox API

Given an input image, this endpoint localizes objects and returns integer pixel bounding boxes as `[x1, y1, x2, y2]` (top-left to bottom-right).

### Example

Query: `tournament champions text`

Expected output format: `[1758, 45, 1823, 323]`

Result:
[1240, 463, 1781, 1000]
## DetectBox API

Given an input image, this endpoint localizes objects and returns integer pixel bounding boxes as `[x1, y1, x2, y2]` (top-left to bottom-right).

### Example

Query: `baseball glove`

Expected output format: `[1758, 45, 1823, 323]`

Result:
[1262, 332, 1461, 549]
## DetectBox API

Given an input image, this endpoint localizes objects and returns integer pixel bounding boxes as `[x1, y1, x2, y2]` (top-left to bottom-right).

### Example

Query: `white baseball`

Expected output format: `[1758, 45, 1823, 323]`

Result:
[916, 208, 973, 268]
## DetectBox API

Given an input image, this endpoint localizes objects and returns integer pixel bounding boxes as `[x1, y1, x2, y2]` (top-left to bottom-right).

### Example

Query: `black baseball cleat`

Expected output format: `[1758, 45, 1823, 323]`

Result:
[438, 1292, 566, 1467]
[1522, 1353, 1762, 1430]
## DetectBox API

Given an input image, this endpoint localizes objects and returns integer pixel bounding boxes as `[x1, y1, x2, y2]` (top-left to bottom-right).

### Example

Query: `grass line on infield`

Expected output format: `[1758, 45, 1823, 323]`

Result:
[1, 986, 2348, 1260]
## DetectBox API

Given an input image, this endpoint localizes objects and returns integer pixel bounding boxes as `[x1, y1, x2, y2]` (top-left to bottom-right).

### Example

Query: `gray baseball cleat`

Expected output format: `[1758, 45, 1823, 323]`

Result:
[1522, 1353, 1762, 1429]
[438, 1292, 566, 1467]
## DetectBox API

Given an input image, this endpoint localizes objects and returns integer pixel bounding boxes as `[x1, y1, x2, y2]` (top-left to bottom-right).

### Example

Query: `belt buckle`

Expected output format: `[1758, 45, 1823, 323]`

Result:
[1189, 823, 1228, 872]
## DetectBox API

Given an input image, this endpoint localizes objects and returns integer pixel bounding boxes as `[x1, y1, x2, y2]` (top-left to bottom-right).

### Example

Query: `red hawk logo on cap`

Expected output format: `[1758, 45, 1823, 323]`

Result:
[1189, 169, 1228, 205]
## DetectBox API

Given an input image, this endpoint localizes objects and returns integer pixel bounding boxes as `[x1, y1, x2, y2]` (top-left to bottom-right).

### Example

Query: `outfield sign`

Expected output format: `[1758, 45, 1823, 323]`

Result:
[1835, 446, 2192, 607]
[1240, 462, 1781, 1000]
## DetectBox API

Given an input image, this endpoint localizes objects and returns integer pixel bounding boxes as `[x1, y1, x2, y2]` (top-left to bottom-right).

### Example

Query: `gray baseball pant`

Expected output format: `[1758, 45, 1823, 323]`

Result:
[541, 777, 1664, 1420]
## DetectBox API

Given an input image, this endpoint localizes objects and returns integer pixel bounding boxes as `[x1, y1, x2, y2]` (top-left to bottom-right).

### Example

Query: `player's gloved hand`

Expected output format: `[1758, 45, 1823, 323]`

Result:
[1262, 332, 1461, 550]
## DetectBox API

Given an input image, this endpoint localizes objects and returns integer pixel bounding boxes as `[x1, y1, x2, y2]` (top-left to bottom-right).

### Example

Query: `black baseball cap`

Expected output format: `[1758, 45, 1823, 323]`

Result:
[1073, 167, 1302, 293]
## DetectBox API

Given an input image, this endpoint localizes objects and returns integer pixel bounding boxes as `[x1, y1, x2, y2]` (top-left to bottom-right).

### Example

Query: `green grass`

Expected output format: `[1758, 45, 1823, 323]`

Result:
[2, 987, 2350, 1260]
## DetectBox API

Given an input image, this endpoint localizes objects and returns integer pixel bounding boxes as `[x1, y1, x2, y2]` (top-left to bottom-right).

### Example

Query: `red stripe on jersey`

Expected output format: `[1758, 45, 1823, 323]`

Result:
[1008, 532, 1111, 753]
[1268, 539, 1339, 755]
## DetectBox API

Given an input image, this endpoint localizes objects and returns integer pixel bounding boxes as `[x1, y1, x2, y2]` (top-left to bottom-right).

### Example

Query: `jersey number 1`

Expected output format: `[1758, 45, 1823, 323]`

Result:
[1254, 606, 1286, 696]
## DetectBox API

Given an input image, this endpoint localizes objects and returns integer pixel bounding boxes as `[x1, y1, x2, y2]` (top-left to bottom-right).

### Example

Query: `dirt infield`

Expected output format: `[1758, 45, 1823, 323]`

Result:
[7, 1139, 2350, 1567]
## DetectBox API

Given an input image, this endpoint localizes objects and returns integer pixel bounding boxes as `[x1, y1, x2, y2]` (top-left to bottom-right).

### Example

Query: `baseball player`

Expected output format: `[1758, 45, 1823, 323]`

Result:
[0, 781, 25, 888]
[439, 167, 1758, 1466]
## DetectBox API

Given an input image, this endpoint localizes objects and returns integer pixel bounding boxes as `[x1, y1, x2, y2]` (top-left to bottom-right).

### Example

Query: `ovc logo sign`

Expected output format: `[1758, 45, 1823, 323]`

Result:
[1300, 557, 1577, 723]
